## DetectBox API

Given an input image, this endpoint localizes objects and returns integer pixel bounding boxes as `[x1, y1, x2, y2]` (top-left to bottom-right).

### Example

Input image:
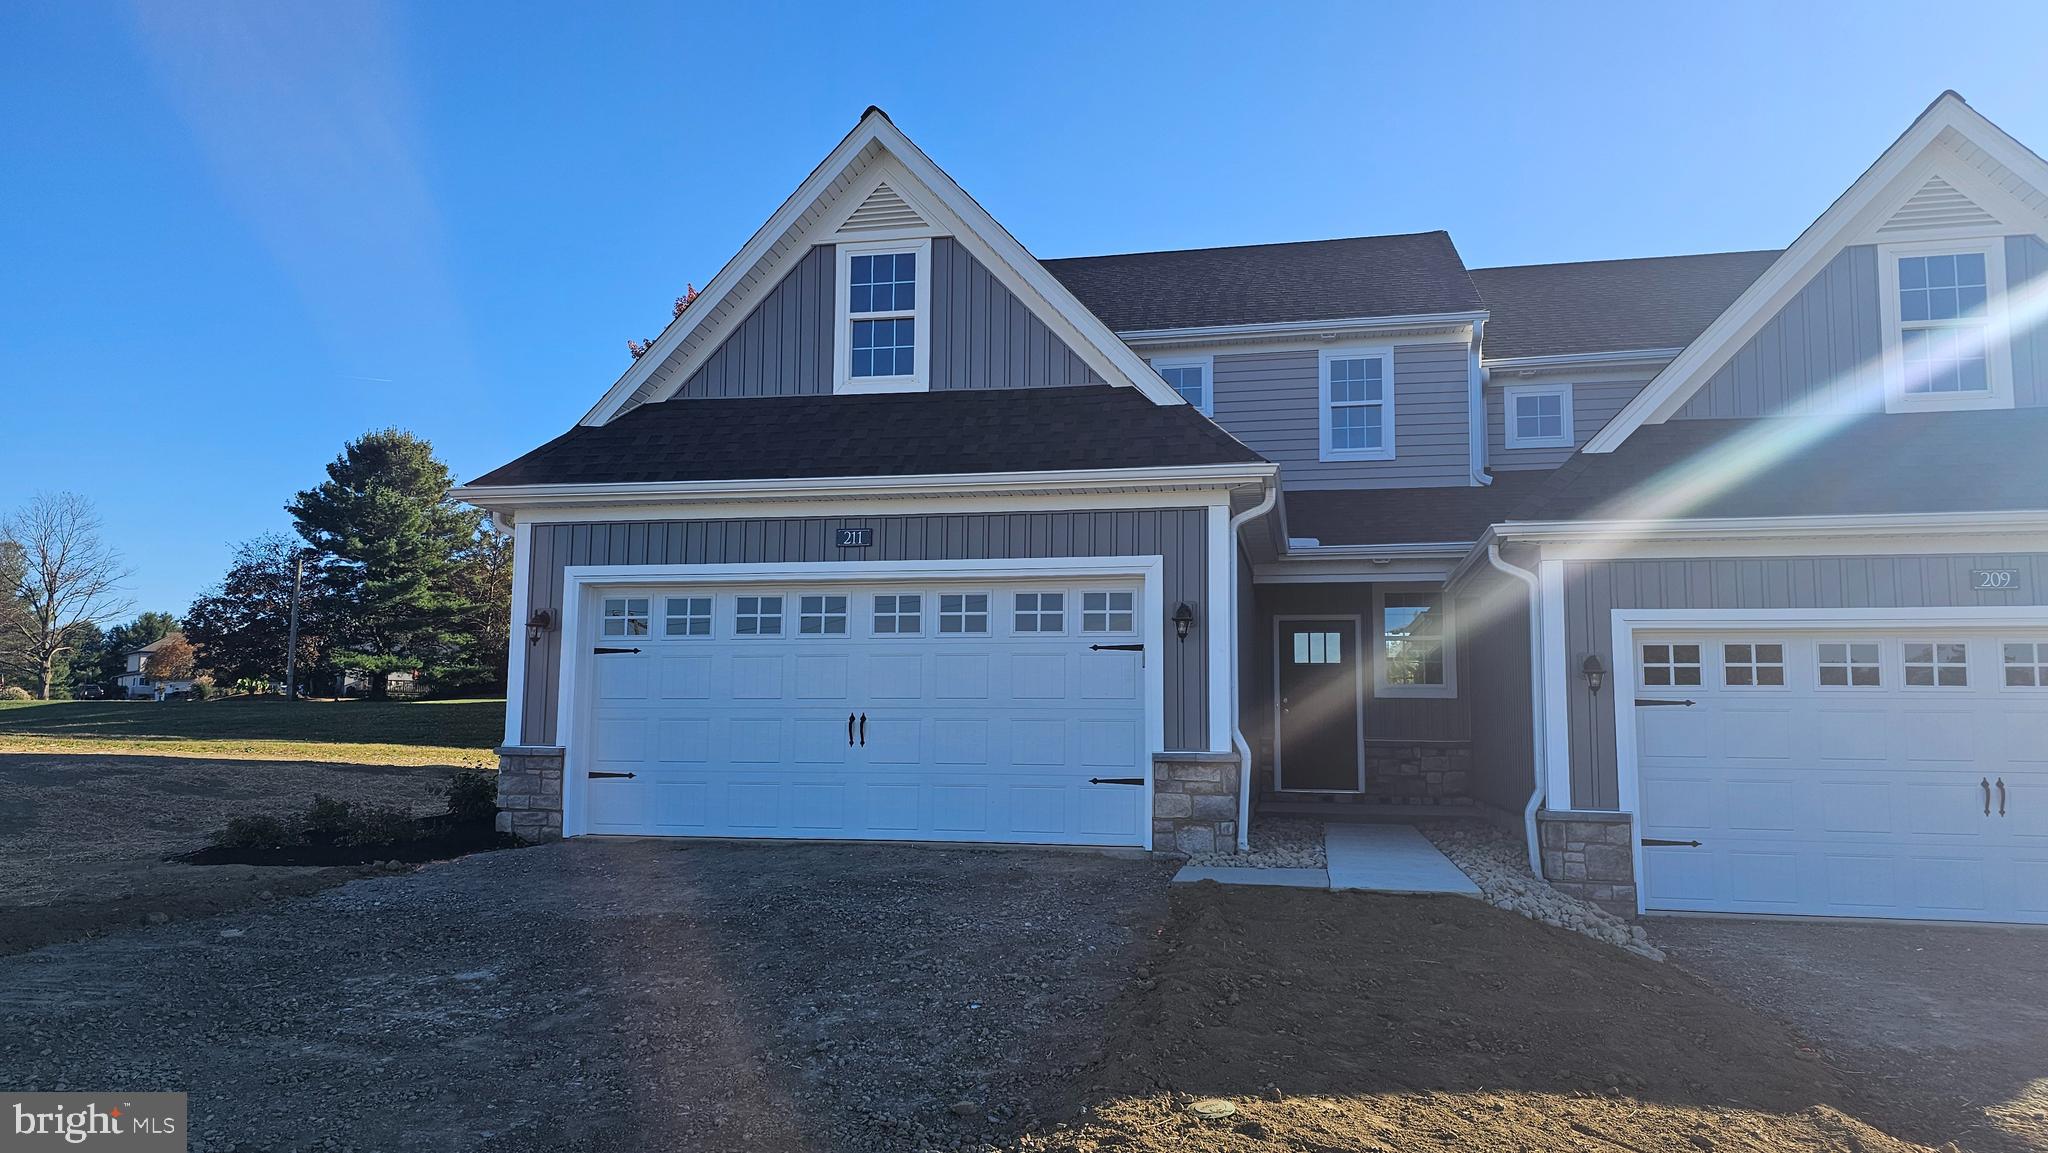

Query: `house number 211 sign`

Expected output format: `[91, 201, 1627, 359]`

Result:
[836, 528, 873, 549]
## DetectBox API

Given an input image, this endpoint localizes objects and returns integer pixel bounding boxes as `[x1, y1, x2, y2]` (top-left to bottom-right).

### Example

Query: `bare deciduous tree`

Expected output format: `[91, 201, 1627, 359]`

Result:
[1, 493, 133, 699]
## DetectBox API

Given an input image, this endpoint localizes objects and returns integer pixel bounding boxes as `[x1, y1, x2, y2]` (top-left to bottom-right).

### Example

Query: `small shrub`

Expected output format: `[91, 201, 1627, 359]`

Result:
[344, 805, 419, 846]
[443, 768, 498, 825]
[300, 795, 356, 845]
[0, 686, 31, 701]
[212, 813, 295, 850]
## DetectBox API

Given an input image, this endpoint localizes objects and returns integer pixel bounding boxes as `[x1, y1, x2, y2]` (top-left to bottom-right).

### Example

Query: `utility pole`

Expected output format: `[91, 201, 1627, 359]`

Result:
[284, 552, 306, 702]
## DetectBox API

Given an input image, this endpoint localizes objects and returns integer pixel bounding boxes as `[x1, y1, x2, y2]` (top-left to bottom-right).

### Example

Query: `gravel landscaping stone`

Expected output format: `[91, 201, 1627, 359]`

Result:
[1183, 817, 1324, 869]
[1421, 820, 1664, 961]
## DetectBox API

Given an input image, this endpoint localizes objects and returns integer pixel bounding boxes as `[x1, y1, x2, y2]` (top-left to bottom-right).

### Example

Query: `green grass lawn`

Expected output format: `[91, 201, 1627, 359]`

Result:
[0, 697, 504, 767]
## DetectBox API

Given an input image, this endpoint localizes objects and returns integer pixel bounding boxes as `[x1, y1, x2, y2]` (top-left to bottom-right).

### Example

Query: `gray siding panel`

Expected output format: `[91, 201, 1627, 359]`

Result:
[677, 239, 1098, 397]
[1560, 551, 2048, 809]
[1676, 246, 1882, 419]
[2008, 234, 2048, 408]
[521, 508, 1209, 749]
[1459, 573, 1535, 812]
[1213, 343, 1472, 490]
[1488, 379, 1648, 471]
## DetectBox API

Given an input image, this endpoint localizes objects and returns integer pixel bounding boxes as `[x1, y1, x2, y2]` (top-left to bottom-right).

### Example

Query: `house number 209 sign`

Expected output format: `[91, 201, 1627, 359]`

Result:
[1972, 568, 2022, 591]
[836, 528, 873, 549]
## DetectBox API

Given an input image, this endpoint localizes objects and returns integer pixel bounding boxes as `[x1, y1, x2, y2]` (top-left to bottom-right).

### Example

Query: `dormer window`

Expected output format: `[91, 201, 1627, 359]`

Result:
[1150, 355, 1213, 415]
[1503, 382, 1574, 449]
[835, 238, 931, 394]
[1878, 239, 2012, 412]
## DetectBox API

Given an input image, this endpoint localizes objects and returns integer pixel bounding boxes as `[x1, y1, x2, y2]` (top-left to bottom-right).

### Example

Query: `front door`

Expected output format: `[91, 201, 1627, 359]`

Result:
[1275, 618, 1363, 791]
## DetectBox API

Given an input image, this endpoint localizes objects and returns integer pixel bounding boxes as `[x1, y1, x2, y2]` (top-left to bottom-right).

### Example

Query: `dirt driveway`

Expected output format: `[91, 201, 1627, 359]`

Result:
[1656, 917, 2048, 1153]
[0, 752, 457, 953]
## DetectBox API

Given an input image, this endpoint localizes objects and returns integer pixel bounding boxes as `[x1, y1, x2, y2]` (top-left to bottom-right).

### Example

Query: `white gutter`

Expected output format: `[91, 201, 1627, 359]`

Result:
[1282, 540, 1474, 560]
[1483, 542, 1548, 876]
[1227, 483, 1280, 851]
[1115, 310, 1489, 346]
[1467, 317, 1491, 486]
[1482, 347, 1683, 373]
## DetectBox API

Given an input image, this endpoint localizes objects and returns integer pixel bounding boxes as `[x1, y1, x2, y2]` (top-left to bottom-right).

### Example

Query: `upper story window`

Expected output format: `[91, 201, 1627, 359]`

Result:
[835, 238, 931, 395]
[1502, 382, 1573, 449]
[1151, 356, 1213, 415]
[1879, 239, 2011, 413]
[1318, 346, 1394, 462]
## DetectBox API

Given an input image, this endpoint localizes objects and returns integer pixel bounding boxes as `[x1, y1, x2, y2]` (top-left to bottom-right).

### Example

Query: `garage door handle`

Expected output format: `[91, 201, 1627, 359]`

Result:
[1089, 777, 1145, 785]
[859, 713, 866, 746]
[1641, 837, 1701, 847]
[848, 712, 855, 746]
[1634, 698, 1696, 707]
[589, 771, 635, 779]
[1090, 643, 1144, 652]
[1984, 778, 1993, 816]
[593, 646, 641, 655]
[1998, 777, 2007, 817]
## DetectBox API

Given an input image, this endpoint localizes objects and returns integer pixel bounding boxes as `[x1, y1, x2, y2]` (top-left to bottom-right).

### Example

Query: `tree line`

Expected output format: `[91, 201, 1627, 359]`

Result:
[0, 430, 509, 701]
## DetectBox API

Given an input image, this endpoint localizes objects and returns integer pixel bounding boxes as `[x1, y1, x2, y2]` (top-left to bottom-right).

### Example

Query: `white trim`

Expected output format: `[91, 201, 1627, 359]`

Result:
[1609, 603, 2048, 915]
[1874, 235, 2014, 412]
[1501, 381, 1575, 449]
[1205, 504, 1232, 753]
[1586, 93, 2048, 453]
[1115, 311, 1486, 346]
[833, 236, 933, 395]
[1371, 584, 1457, 699]
[503, 518, 534, 746]
[1150, 354, 1215, 416]
[579, 113, 1186, 423]
[1538, 559, 1572, 812]
[1491, 510, 2048, 546]
[555, 555, 1167, 845]
[454, 462, 1274, 515]
[1317, 344, 1396, 462]
[1271, 614, 1367, 793]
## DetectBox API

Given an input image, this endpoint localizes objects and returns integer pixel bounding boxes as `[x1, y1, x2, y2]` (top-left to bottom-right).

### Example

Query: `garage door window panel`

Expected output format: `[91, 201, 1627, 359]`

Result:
[1013, 592, 1065, 634]
[664, 597, 713, 637]
[872, 594, 923, 636]
[1081, 590, 1136, 635]
[1817, 641, 1883, 688]
[1904, 641, 1969, 688]
[938, 592, 991, 635]
[735, 596, 784, 637]
[798, 595, 849, 636]
[1722, 642, 1786, 688]
[1640, 642, 1702, 687]
[2003, 641, 2048, 688]
[602, 597, 650, 637]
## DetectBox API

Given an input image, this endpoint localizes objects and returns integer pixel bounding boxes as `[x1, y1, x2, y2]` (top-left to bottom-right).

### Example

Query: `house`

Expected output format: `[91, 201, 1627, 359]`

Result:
[454, 92, 2048, 925]
[115, 636, 195, 700]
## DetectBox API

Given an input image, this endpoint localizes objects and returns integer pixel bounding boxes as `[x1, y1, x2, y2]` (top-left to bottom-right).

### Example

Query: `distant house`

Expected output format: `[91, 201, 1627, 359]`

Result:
[115, 636, 195, 700]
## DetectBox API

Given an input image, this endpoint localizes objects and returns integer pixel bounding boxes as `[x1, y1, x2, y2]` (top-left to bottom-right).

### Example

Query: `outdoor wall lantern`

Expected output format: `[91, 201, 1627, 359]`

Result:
[1173, 602, 1196, 642]
[526, 608, 555, 646]
[1580, 653, 1607, 695]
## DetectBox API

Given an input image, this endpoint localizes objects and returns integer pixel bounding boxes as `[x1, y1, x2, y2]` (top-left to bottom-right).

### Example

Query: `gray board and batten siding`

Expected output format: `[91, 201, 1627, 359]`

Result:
[519, 510, 1211, 749]
[1675, 237, 2048, 419]
[676, 238, 1102, 399]
[1213, 343, 1472, 490]
[1457, 573, 1537, 814]
[1557, 552, 2048, 810]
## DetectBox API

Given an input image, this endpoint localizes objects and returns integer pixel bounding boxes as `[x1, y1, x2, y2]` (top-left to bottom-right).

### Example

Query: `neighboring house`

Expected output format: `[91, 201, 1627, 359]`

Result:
[115, 636, 195, 700]
[456, 92, 2048, 925]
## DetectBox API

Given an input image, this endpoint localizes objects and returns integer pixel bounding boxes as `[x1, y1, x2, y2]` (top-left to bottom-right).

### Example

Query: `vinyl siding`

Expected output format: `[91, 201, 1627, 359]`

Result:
[1459, 573, 1535, 813]
[1213, 343, 1473, 490]
[2007, 234, 2048, 407]
[519, 509, 1210, 749]
[1557, 551, 2048, 809]
[1488, 379, 1648, 471]
[677, 238, 1097, 398]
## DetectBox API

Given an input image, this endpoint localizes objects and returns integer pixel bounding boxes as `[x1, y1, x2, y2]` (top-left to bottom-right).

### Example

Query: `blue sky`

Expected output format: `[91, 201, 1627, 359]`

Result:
[2, 0, 2044, 615]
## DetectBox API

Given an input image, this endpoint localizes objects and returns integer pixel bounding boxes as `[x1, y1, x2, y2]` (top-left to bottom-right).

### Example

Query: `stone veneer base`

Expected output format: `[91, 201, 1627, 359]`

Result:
[1537, 809, 1637, 916]
[495, 745, 565, 841]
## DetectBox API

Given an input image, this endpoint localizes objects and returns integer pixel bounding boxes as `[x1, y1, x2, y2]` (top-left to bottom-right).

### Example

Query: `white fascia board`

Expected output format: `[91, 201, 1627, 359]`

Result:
[1116, 311, 1487, 347]
[453, 462, 1278, 516]
[1494, 509, 2048, 544]
[1282, 540, 1475, 560]
[1481, 347, 1683, 374]
[1585, 93, 2048, 454]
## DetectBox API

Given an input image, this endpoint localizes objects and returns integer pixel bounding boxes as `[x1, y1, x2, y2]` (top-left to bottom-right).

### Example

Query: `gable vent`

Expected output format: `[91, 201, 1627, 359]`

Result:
[1877, 175, 2000, 236]
[838, 182, 929, 233]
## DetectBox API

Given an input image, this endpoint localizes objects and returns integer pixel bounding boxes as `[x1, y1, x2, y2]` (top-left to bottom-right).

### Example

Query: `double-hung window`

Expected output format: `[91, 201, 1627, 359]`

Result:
[1880, 240, 2010, 412]
[1319, 346, 1394, 461]
[836, 238, 931, 394]
[1151, 356, 1213, 415]
[1502, 382, 1573, 449]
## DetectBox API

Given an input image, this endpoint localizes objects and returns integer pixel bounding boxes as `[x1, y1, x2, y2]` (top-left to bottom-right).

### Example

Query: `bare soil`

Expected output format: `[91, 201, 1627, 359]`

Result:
[0, 752, 459, 953]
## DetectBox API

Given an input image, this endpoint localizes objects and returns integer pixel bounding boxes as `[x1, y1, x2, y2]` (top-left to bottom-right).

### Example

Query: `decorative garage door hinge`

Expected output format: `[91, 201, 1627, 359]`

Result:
[1633, 697, 1696, 707]
[587, 771, 636, 779]
[592, 646, 641, 655]
[1088, 777, 1146, 785]
[1640, 837, 1702, 847]
[1089, 643, 1144, 652]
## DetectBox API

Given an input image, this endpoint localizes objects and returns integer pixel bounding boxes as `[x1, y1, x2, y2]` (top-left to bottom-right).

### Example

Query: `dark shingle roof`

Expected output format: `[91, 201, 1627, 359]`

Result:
[465, 386, 1265, 488]
[1043, 232, 1485, 333]
[1285, 473, 1560, 547]
[1470, 250, 1781, 360]
[1508, 409, 2048, 523]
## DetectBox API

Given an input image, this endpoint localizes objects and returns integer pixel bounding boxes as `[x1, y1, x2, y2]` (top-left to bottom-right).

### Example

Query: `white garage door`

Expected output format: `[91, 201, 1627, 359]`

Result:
[1636, 629, 2048, 922]
[572, 579, 1151, 846]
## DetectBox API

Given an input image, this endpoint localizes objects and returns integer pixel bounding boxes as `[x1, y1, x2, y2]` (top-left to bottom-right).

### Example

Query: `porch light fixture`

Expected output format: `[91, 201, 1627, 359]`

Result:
[1580, 653, 1606, 695]
[1172, 602, 1196, 642]
[526, 608, 555, 646]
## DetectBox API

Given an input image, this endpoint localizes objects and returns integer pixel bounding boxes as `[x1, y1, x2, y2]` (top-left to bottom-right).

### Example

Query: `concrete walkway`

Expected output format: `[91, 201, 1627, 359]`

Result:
[1324, 822, 1481, 896]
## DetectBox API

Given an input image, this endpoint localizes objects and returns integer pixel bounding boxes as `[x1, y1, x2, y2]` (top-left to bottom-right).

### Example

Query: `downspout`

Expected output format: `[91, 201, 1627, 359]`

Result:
[1228, 483, 1280, 851]
[1468, 317, 1493, 486]
[1484, 541, 1547, 876]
